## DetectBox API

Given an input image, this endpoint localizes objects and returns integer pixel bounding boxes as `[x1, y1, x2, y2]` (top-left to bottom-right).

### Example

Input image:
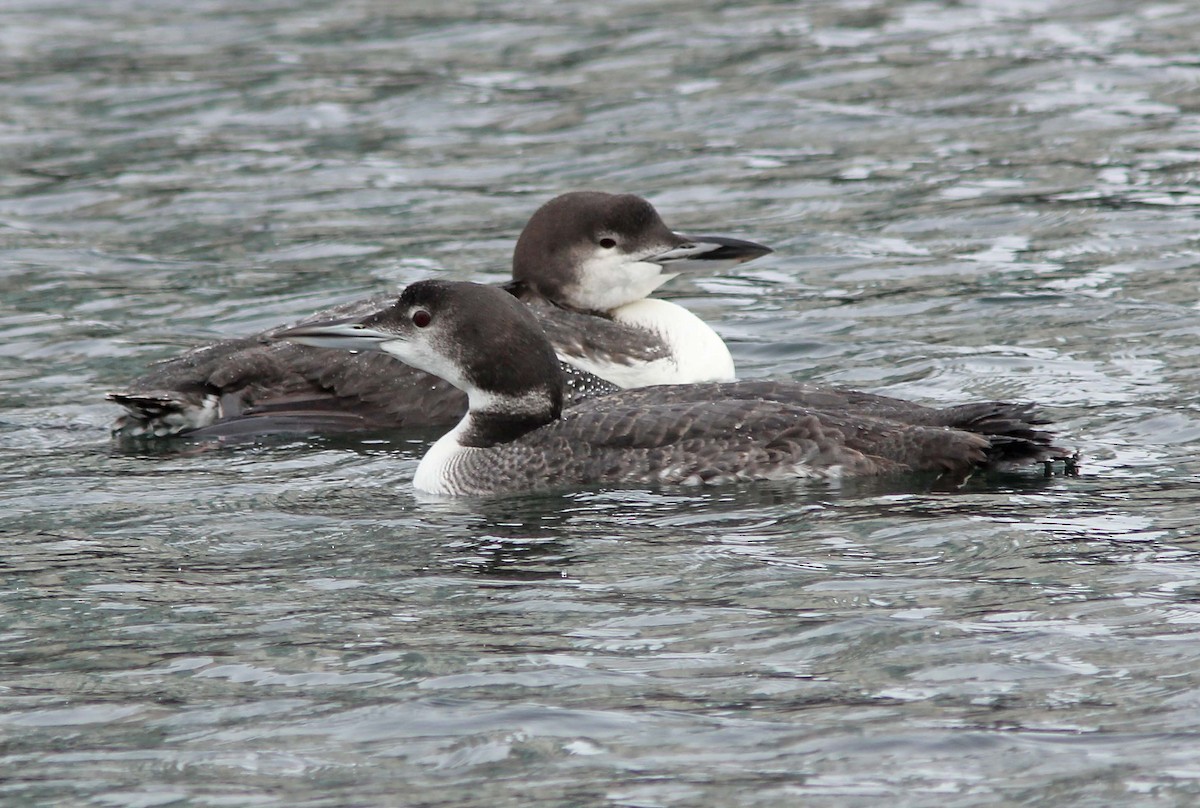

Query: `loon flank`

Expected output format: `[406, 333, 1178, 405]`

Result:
[109, 192, 771, 438]
[280, 280, 1074, 497]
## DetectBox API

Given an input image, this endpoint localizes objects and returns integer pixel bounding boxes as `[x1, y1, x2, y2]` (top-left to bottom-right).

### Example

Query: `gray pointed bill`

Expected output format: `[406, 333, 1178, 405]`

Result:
[276, 316, 394, 352]
[646, 234, 773, 272]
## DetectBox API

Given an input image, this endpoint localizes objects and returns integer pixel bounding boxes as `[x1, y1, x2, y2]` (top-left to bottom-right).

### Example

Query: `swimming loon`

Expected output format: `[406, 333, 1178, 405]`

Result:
[109, 192, 771, 438]
[279, 280, 1075, 497]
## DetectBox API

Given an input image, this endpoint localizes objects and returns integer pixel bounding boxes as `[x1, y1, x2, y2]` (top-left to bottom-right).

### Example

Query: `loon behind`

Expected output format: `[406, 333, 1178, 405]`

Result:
[507, 192, 751, 389]
[109, 192, 771, 438]
[281, 280, 1074, 497]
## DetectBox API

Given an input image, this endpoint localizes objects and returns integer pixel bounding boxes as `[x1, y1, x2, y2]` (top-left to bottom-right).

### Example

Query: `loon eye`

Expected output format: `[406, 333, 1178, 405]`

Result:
[412, 309, 432, 328]
[598, 237, 617, 249]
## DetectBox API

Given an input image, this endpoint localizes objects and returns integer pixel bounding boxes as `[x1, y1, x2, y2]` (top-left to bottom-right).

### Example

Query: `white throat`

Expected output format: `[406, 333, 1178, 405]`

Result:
[569, 258, 671, 311]
[564, 298, 736, 388]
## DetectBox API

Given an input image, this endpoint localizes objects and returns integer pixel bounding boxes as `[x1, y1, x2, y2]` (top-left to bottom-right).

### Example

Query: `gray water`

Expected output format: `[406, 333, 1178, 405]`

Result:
[3, 0, 1200, 804]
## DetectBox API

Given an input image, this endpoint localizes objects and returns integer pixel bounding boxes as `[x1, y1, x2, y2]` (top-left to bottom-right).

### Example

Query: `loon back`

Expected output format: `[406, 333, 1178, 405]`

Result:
[598, 380, 1061, 469]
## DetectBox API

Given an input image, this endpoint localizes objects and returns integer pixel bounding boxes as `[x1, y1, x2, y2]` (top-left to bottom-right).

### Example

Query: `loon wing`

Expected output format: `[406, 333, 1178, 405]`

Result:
[542, 398, 993, 484]
[582, 381, 1065, 467]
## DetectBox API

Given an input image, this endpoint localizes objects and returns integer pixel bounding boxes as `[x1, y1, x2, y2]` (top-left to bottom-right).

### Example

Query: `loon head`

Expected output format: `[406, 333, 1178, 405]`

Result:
[280, 280, 564, 426]
[511, 191, 772, 314]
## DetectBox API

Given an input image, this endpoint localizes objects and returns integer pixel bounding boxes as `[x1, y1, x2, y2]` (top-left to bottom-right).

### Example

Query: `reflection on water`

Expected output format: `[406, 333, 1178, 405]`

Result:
[5, 0, 1200, 804]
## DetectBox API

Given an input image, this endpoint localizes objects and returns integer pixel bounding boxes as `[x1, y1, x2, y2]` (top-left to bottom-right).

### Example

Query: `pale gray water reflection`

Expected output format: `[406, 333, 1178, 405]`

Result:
[5, 0, 1200, 805]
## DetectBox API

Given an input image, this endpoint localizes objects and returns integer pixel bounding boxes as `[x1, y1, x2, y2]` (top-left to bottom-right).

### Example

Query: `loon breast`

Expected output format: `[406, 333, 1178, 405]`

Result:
[555, 298, 735, 389]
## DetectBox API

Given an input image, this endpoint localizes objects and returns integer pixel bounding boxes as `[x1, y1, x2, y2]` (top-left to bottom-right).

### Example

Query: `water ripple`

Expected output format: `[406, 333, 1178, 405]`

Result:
[6, 0, 1200, 804]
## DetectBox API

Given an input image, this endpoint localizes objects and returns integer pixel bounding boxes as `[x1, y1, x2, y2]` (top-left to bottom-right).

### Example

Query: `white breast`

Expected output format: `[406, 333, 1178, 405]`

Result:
[412, 416, 473, 496]
[563, 298, 735, 389]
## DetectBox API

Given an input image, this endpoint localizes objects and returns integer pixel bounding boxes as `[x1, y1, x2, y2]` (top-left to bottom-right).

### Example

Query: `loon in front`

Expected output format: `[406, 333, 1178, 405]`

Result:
[108, 192, 772, 438]
[280, 280, 1076, 497]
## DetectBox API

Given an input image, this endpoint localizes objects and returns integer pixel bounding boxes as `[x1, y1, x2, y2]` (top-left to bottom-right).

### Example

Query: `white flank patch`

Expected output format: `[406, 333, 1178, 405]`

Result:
[129, 394, 220, 437]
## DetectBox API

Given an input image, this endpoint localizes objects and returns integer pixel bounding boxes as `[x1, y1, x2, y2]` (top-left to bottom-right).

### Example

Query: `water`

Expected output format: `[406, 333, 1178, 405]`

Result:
[3, 0, 1200, 804]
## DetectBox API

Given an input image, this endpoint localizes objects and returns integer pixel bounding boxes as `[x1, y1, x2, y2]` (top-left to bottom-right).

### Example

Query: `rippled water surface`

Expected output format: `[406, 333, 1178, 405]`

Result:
[4, 0, 1200, 804]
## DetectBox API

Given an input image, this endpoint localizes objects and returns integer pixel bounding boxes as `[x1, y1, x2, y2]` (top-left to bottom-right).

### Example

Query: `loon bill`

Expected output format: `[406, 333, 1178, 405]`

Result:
[279, 279, 1078, 497]
[108, 192, 772, 439]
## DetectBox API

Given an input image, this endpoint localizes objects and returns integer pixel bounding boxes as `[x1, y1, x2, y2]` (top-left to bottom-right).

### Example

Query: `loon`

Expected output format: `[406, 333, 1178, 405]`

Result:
[108, 192, 771, 438]
[279, 280, 1075, 497]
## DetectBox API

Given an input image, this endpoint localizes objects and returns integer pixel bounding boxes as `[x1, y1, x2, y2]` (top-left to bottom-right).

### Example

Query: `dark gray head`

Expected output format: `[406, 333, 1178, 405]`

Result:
[280, 280, 564, 422]
[511, 191, 772, 314]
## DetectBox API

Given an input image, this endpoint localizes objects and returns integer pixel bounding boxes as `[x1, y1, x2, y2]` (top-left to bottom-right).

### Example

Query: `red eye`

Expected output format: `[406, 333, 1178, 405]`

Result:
[412, 309, 431, 328]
